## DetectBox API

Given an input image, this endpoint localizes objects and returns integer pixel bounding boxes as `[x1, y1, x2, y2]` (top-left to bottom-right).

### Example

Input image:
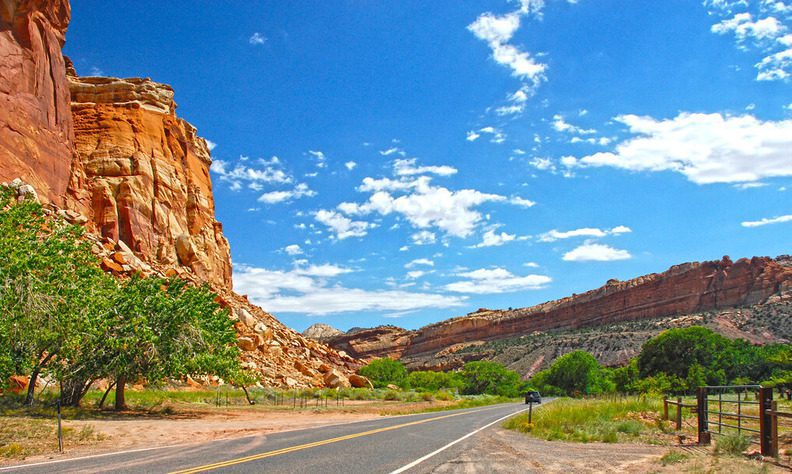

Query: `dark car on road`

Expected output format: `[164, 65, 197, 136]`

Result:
[525, 391, 542, 404]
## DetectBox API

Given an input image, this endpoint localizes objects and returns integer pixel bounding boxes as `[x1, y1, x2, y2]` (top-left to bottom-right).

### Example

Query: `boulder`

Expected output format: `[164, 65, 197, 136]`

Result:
[348, 374, 373, 389]
[237, 337, 257, 352]
[323, 369, 351, 389]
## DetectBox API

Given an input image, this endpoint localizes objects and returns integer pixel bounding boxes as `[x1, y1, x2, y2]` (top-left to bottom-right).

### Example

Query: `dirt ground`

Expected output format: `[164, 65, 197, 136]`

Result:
[431, 427, 790, 473]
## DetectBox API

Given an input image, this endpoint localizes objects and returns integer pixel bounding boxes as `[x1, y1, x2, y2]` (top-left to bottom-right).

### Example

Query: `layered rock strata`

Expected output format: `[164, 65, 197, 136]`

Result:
[0, 0, 75, 205]
[324, 257, 792, 363]
[67, 75, 233, 288]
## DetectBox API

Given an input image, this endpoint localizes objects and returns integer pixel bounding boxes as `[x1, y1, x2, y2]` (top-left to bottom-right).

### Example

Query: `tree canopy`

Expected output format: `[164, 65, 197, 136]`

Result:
[0, 185, 249, 407]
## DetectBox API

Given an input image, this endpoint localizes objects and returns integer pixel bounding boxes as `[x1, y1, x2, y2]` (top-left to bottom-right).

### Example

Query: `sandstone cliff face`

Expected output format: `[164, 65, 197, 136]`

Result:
[325, 256, 792, 362]
[0, 0, 74, 205]
[324, 326, 416, 361]
[68, 76, 232, 288]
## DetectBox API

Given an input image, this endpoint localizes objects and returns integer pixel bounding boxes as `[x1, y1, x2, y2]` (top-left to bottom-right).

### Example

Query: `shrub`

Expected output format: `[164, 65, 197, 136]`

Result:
[715, 432, 750, 456]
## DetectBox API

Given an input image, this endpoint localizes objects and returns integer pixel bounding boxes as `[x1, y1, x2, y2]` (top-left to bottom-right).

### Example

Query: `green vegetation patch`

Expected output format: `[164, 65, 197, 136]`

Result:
[503, 397, 664, 443]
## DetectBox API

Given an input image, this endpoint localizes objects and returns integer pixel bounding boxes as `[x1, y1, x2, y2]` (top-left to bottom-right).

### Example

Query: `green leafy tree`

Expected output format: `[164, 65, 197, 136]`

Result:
[530, 351, 612, 396]
[460, 361, 524, 397]
[103, 276, 243, 409]
[632, 372, 687, 395]
[637, 327, 731, 380]
[406, 370, 464, 392]
[686, 363, 707, 391]
[613, 359, 640, 393]
[0, 186, 110, 404]
[358, 358, 407, 389]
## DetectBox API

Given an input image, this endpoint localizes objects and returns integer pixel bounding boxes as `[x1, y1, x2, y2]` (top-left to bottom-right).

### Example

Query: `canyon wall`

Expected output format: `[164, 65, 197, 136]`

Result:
[0, 0, 74, 205]
[68, 75, 232, 288]
[323, 256, 792, 362]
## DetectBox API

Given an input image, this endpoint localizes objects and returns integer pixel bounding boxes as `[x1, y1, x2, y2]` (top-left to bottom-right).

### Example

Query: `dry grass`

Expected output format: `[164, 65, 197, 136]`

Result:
[0, 417, 105, 461]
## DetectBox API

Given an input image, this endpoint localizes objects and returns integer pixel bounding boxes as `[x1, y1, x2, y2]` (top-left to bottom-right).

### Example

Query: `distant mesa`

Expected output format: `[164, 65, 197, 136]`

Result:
[320, 255, 792, 373]
[302, 323, 344, 341]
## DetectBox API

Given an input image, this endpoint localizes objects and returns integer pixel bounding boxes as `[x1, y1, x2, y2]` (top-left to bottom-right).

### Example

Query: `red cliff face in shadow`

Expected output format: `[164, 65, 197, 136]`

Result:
[0, 0, 75, 205]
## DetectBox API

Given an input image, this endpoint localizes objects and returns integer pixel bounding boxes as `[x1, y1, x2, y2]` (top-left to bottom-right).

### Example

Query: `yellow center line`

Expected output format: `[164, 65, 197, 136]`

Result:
[169, 406, 501, 474]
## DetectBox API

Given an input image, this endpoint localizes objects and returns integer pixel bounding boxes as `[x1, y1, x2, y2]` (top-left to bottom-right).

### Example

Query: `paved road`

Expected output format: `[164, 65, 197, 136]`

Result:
[2, 402, 543, 474]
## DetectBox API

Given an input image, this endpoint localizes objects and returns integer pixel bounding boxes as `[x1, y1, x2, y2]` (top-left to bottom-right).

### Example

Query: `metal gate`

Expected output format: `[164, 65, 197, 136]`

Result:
[696, 385, 774, 456]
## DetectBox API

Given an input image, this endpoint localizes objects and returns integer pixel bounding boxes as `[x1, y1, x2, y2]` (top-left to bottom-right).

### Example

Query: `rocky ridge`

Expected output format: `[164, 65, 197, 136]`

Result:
[320, 256, 792, 371]
[0, 0, 363, 388]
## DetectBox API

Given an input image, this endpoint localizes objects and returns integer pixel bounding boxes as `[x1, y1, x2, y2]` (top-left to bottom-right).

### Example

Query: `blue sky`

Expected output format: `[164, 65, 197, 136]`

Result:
[66, 0, 791, 332]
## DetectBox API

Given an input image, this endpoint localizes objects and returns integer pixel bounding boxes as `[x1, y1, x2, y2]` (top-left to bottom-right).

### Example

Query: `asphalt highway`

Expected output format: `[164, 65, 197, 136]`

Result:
[2, 402, 543, 474]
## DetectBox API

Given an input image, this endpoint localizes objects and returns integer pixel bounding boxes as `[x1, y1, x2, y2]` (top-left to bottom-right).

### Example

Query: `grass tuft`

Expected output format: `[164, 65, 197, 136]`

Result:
[659, 450, 689, 465]
[715, 432, 750, 456]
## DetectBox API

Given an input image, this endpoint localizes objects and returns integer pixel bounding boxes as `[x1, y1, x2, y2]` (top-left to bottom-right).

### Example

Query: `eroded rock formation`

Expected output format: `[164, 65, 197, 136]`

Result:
[323, 326, 416, 361]
[324, 257, 792, 365]
[0, 0, 74, 205]
[68, 75, 232, 288]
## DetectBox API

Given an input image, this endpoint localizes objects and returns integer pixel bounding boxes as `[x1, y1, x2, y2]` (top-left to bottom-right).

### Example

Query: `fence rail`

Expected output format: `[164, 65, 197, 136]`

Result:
[664, 385, 792, 457]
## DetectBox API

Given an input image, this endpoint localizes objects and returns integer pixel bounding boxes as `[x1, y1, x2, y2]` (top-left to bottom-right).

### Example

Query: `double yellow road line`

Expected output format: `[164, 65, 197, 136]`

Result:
[170, 407, 495, 473]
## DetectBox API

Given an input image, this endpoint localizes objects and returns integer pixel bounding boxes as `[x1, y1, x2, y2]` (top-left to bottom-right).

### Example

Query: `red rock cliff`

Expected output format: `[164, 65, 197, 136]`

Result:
[68, 76, 232, 288]
[0, 0, 74, 205]
[326, 256, 792, 360]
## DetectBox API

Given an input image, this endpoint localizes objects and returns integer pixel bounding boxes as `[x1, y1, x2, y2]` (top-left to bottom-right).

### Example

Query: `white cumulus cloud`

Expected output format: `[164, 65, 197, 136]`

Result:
[314, 209, 374, 240]
[563, 113, 792, 184]
[562, 243, 632, 262]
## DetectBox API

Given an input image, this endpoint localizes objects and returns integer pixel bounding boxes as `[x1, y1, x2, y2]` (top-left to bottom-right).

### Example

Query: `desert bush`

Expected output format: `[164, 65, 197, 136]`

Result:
[715, 432, 750, 456]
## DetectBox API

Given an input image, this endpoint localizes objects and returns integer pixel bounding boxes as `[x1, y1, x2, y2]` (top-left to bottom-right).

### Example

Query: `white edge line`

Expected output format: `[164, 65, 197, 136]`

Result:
[389, 406, 529, 474]
[0, 403, 513, 472]
[0, 443, 190, 471]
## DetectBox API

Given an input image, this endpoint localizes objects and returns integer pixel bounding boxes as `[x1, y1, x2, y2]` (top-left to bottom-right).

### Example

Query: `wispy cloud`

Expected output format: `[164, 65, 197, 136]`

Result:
[234, 263, 465, 315]
[258, 183, 316, 204]
[445, 267, 551, 294]
[249, 32, 267, 45]
[539, 225, 631, 242]
[741, 213, 792, 227]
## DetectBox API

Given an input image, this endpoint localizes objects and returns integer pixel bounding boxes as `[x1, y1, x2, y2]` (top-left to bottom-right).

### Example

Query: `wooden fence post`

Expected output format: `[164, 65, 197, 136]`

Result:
[663, 399, 668, 421]
[759, 387, 773, 457]
[770, 400, 779, 458]
[676, 397, 682, 430]
[697, 387, 710, 445]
